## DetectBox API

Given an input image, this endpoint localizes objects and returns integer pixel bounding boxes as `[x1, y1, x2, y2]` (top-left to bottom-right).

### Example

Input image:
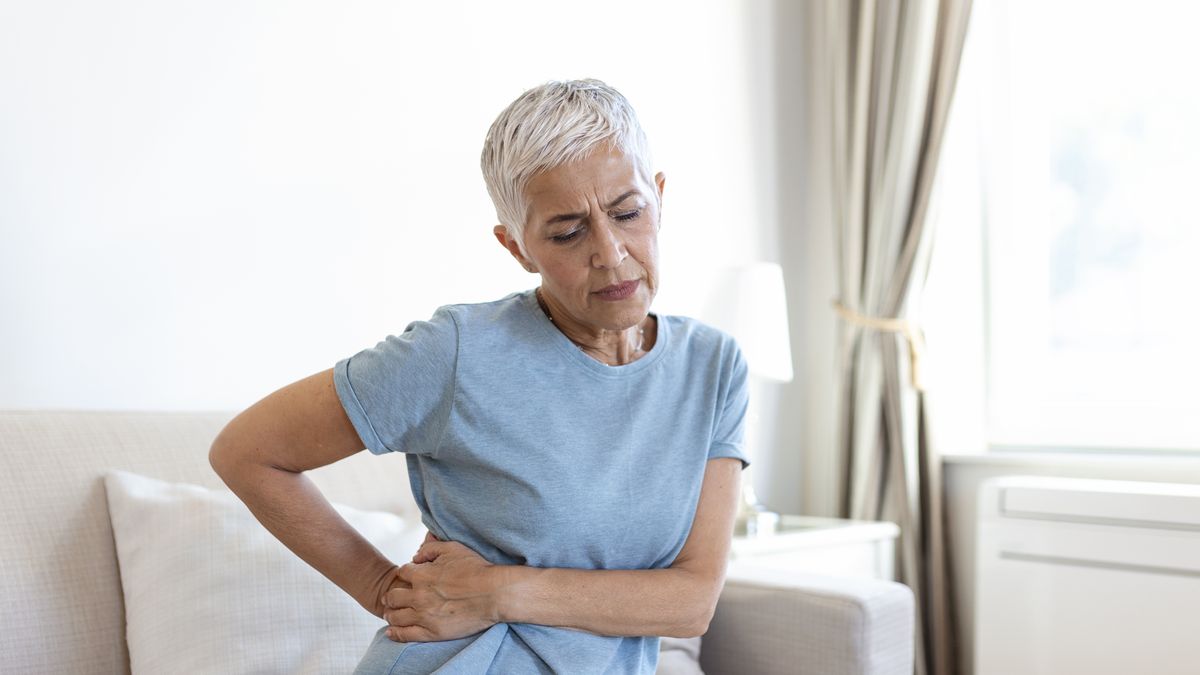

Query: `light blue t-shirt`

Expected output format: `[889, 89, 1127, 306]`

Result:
[333, 288, 749, 675]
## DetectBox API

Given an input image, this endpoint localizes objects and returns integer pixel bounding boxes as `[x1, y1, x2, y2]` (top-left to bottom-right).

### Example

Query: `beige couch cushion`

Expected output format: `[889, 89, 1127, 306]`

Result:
[0, 411, 418, 674]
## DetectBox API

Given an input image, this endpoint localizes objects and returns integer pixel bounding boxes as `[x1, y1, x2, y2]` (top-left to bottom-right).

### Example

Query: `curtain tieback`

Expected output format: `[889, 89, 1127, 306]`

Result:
[832, 300, 926, 391]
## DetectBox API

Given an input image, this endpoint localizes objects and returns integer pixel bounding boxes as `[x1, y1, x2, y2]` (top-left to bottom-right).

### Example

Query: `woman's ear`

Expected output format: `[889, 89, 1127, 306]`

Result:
[493, 225, 537, 273]
[654, 172, 667, 230]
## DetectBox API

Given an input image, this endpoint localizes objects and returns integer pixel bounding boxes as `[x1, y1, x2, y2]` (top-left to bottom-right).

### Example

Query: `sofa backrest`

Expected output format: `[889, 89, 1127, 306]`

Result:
[0, 410, 421, 674]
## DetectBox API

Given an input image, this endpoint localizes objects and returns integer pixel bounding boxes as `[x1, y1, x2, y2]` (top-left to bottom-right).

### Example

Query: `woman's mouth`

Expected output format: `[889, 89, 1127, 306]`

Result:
[594, 279, 639, 301]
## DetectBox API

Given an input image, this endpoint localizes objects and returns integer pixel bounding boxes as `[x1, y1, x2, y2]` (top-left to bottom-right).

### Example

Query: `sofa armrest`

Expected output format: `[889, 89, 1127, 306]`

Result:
[699, 567, 914, 675]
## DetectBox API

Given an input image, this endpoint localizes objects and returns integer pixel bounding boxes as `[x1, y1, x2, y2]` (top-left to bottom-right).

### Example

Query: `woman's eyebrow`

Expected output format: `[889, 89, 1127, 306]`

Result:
[542, 190, 641, 226]
[604, 190, 640, 209]
[544, 211, 585, 226]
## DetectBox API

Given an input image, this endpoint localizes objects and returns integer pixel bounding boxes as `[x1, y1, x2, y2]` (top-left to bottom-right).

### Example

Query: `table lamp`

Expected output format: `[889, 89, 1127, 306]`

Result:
[703, 262, 794, 536]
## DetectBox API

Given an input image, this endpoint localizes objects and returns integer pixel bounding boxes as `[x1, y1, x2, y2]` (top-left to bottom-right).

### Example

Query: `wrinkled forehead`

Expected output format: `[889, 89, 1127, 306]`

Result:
[523, 147, 655, 226]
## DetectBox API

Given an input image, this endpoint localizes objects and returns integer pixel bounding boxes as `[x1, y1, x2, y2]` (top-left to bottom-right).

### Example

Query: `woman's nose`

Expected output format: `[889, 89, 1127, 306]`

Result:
[590, 221, 627, 269]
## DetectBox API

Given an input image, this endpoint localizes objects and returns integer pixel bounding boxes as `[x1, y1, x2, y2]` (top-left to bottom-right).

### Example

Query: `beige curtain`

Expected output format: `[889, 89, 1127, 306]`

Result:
[818, 1, 973, 674]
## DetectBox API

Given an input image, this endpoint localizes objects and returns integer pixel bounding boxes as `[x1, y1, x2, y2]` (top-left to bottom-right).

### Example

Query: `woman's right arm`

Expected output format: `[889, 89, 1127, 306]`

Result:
[208, 368, 400, 618]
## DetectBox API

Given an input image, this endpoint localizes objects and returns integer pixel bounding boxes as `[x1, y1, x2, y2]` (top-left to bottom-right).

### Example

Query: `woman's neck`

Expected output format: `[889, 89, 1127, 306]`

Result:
[536, 287, 656, 366]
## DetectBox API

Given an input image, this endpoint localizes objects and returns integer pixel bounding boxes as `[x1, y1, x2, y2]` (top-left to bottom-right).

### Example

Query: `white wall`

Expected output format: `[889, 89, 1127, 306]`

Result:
[1, 0, 814, 513]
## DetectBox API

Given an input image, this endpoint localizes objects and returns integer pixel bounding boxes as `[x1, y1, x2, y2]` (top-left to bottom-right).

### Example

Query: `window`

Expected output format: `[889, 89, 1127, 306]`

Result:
[926, 0, 1200, 453]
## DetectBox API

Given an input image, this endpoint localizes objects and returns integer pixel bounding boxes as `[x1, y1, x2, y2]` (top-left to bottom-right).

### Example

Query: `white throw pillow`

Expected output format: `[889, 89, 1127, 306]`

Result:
[104, 470, 706, 674]
[103, 469, 427, 675]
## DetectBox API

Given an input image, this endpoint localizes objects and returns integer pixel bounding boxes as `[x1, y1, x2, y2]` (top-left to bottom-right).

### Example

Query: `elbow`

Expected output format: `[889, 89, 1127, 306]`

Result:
[208, 425, 246, 486]
[208, 423, 299, 491]
[208, 434, 233, 482]
[665, 610, 714, 639]
[685, 602, 718, 638]
[663, 576, 722, 638]
[668, 623, 709, 640]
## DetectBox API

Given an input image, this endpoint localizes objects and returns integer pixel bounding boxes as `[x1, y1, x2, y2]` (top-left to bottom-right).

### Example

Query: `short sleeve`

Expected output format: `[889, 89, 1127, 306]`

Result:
[333, 306, 459, 456]
[708, 340, 750, 469]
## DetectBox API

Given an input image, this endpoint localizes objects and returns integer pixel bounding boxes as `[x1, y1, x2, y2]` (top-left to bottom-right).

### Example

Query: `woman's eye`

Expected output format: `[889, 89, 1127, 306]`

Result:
[615, 210, 641, 222]
[551, 229, 581, 243]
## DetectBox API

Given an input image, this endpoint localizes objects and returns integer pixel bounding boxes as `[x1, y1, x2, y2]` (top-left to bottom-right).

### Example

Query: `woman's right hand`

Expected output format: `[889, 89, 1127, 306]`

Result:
[366, 531, 441, 618]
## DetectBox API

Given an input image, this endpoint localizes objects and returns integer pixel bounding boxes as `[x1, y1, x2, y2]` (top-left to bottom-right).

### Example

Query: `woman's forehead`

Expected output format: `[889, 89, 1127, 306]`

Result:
[525, 149, 650, 220]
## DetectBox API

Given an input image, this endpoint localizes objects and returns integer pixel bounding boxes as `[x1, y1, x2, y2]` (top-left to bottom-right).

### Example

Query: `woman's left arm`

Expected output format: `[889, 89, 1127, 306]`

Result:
[383, 457, 742, 641]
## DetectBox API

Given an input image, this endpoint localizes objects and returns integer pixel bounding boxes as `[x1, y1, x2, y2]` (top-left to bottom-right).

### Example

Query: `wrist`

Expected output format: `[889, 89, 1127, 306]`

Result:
[490, 564, 530, 624]
[359, 558, 400, 617]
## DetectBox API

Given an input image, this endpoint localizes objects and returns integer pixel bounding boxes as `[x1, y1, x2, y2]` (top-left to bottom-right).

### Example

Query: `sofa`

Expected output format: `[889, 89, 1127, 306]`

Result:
[0, 410, 914, 674]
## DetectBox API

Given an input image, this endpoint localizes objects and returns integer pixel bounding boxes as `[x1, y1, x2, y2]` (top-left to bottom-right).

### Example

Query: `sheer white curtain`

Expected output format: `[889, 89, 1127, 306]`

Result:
[815, 1, 973, 674]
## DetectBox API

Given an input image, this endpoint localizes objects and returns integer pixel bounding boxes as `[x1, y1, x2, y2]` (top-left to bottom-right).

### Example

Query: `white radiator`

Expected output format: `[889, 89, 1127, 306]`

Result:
[975, 475, 1200, 675]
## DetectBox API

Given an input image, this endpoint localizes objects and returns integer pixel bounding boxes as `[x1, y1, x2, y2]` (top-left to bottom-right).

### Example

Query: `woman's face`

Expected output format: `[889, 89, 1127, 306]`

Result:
[496, 146, 666, 333]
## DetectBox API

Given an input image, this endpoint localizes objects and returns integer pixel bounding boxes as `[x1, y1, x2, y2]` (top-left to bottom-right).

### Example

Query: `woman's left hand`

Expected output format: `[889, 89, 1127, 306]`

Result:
[382, 539, 502, 642]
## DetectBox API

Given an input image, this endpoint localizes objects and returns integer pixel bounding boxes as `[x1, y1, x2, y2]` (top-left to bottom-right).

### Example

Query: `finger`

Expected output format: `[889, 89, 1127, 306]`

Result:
[415, 540, 455, 563]
[386, 573, 412, 590]
[384, 607, 420, 627]
[411, 540, 449, 563]
[396, 562, 420, 585]
[384, 587, 414, 610]
[412, 545, 438, 563]
[413, 532, 432, 562]
[387, 624, 436, 643]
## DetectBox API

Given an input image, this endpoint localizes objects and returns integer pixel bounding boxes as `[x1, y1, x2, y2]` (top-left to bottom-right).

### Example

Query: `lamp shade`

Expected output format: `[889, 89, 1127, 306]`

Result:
[702, 262, 794, 382]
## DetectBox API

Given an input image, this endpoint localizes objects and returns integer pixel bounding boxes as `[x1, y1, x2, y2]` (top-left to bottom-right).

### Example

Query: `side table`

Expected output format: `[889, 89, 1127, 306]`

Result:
[729, 515, 900, 581]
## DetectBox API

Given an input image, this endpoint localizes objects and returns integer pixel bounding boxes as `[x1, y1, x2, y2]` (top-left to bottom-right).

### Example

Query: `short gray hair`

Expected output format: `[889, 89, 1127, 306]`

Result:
[480, 79, 654, 256]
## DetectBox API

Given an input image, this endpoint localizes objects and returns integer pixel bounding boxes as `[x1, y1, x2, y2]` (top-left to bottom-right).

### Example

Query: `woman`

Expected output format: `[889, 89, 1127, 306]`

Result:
[210, 79, 749, 674]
